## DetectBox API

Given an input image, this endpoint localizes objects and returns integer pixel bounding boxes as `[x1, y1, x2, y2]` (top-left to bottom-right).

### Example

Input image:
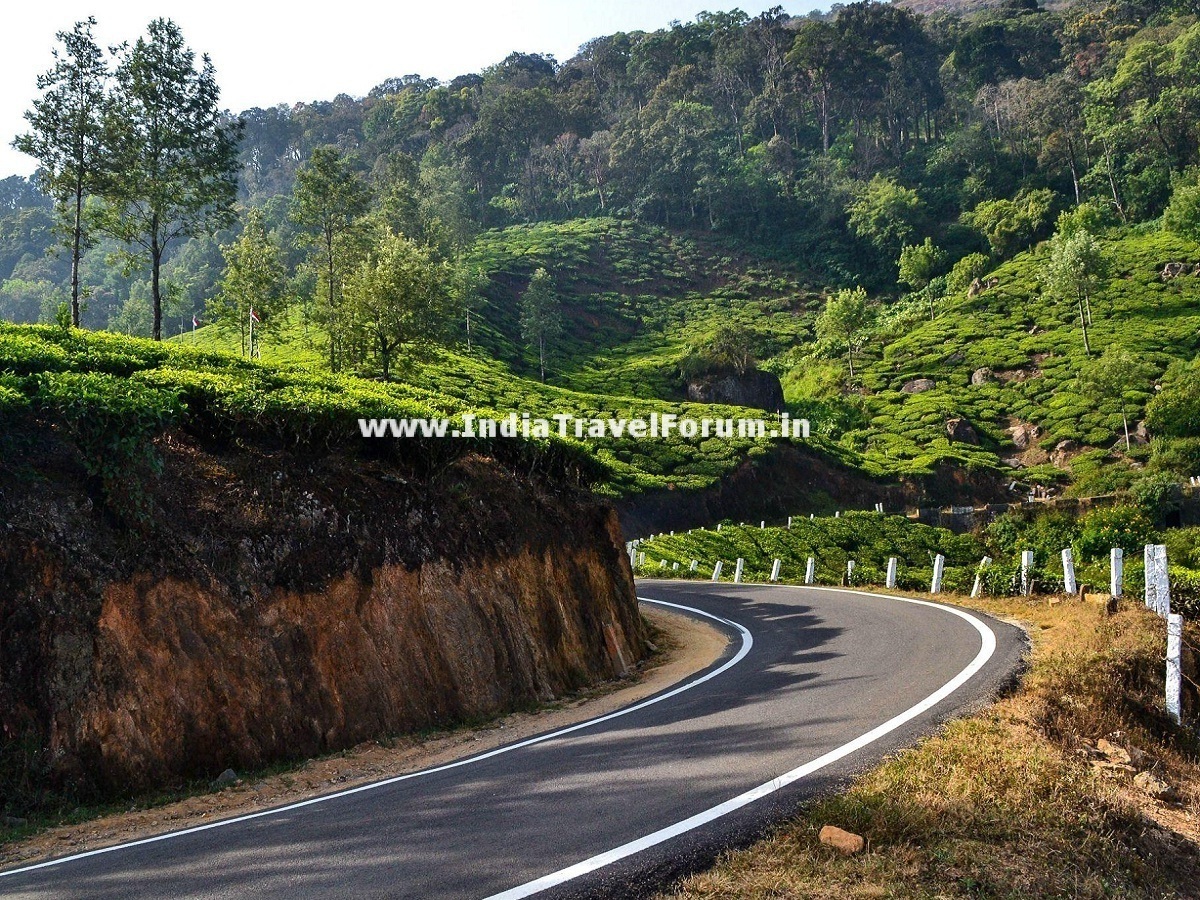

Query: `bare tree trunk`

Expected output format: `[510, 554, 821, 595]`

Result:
[70, 178, 83, 327]
[1079, 297, 1092, 356]
[151, 219, 162, 341]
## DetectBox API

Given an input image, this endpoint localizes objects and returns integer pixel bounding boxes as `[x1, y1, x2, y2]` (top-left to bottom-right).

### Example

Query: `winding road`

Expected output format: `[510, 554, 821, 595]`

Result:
[0, 581, 1026, 899]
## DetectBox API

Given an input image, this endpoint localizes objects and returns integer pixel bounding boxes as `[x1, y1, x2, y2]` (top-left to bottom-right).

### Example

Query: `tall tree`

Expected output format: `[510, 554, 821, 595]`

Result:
[343, 229, 453, 380]
[1044, 228, 1110, 357]
[816, 286, 874, 381]
[290, 145, 372, 371]
[898, 238, 947, 320]
[208, 209, 287, 358]
[13, 18, 109, 327]
[1077, 349, 1154, 451]
[519, 267, 562, 383]
[99, 18, 241, 340]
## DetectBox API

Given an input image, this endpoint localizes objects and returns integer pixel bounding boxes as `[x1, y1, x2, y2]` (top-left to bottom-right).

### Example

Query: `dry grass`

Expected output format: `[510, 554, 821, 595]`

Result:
[665, 599, 1200, 899]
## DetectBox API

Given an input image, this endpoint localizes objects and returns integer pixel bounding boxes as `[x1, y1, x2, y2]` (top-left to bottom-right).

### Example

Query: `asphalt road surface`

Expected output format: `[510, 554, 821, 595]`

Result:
[0, 581, 1026, 899]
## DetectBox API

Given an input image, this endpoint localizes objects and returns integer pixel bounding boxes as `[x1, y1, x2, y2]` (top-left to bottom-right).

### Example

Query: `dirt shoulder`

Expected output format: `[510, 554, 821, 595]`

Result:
[662, 593, 1200, 899]
[0, 604, 727, 872]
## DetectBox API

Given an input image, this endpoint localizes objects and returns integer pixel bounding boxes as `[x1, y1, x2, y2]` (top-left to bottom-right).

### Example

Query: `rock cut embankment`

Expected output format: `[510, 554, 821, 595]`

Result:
[0, 428, 642, 808]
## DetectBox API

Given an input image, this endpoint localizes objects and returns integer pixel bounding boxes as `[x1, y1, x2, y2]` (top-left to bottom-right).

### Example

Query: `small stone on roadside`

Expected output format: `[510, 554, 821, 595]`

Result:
[211, 768, 239, 788]
[3, 816, 28, 828]
[819, 825, 866, 855]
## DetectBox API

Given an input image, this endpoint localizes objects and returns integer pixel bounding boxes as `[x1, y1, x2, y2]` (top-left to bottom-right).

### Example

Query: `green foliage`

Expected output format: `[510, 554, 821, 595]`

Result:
[847, 176, 927, 258]
[1162, 179, 1200, 242]
[342, 229, 455, 379]
[1074, 504, 1157, 563]
[946, 252, 991, 294]
[684, 323, 764, 378]
[290, 145, 373, 371]
[815, 286, 874, 380]
[98, 18, 241, 341]
[209, 208, 287, 358]
[1043, 227, 1110, 356]
[518, 267, 562, 383]
[1145, 360, 1200, 438]
[964, 189, 1054, 258]
[12, 17, 108, 327]
[1129, 472, 1185, 526]
[0, 323, 604, 497]
[636, 512, 983, 589]
[898, 238, 947, 292]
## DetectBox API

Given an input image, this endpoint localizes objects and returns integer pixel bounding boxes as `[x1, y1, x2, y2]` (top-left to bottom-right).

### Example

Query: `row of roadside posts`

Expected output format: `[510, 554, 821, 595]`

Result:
[627, 531, 1186, 725]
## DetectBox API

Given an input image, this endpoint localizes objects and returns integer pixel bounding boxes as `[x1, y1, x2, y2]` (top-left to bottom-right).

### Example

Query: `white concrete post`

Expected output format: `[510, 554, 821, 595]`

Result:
[734, 558, 745, 584]
[712, 561, 723, 581]
[659, 559, 667, 568]
[637, 552, 645, 567]
[835, 511, 840, 518]
[1021, 550, 1035, 596]
[716, 524, 722, 532]
[1166, 613, 1183, 725]
[760, 521, 766, 529]
[1111, 548, 1123, 598]
[1144, 544, 1154, 610]
[672, 562, 679, 571]
[1062, 548, 1077, 595]
[931, 554, 946, 594]
[971, 556, 993, 599]
[886, 557, 898, 589]
[846, 560, 855, 582]
[629, 545, 637, 568]
[1146, 544, 1170, 617]
[787, 516, 793, 529]
[770, 559, 782, 582]
[689, 559, 698, 572]
[1157, 545, 1171, 617]
[805, 556, 815, 584]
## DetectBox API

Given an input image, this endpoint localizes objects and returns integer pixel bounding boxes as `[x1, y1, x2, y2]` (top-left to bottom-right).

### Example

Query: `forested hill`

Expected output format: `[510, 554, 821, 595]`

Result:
[3, 0, 1200, 504]
[2, 0, 1194, 332]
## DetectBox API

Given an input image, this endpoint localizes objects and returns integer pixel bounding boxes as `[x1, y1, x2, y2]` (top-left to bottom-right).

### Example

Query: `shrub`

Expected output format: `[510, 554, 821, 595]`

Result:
[1129, 473, 1185, 526]
[1074, 504, 1158, 563]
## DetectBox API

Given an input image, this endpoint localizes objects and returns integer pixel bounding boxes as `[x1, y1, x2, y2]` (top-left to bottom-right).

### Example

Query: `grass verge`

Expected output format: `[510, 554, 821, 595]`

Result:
[664, 597, 1200, 899]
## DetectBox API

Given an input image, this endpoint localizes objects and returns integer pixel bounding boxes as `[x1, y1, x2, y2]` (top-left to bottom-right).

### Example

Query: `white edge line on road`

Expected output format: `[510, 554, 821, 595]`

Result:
[483, 584, 999, 900]
[0, 599, 751, 881]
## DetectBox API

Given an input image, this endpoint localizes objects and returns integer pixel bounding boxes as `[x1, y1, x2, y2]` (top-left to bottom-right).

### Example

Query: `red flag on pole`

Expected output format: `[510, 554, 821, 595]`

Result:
[250, 309, 261, 323]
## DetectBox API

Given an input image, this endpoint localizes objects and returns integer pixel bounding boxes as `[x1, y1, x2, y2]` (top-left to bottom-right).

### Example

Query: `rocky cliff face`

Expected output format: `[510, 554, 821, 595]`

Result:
[685, 370, 785, 411]
[0, 429, 642, 808]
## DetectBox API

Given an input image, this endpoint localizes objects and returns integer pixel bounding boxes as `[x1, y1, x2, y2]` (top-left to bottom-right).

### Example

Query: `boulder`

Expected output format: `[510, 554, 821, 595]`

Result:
[1161, 262, 1187, 280]
[970, 367, 995, 385]
[1134, 771, 1179, 803]
[686, 370, 785, 411]
[1051, 440, 1080, 468]
[945, 417, 980, 444]
[901, 378, 936, 394]
[1008, 422, 1041, 450]
[212, 768, 239, 788]
[819, 825, 866, 855]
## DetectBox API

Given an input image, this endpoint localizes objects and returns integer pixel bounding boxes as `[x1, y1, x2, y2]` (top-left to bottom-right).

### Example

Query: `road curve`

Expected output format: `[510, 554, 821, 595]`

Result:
[0, 581, 1026, 900]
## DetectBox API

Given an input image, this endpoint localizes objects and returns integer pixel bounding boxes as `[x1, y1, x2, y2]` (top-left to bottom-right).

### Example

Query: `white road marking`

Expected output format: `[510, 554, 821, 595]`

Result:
[0, 599, 751, 882]
[484, 585, 999, 900]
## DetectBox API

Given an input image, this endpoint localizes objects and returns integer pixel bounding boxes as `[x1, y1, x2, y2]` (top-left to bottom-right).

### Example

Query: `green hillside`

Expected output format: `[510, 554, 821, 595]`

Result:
[168, 218, 1200, 503]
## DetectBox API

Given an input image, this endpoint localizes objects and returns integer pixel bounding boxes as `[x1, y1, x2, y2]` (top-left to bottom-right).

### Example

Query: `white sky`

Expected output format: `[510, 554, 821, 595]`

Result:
[1, 1, 827, 178]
